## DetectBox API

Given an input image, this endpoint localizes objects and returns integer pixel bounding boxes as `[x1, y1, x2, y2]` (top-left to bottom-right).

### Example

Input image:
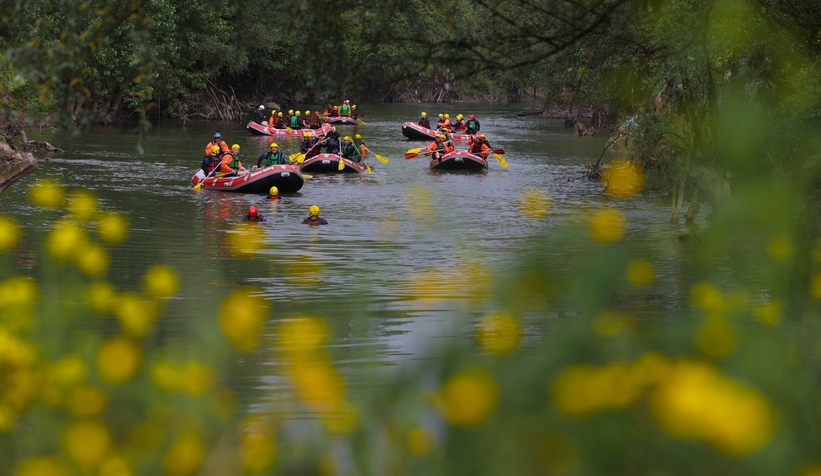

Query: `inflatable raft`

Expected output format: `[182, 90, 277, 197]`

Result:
[401, 122, 472, 141]
[246, 121, 330, 137]
[429, 150, 488, 172]
[300, 153, 365, 174]
[323, 116, 359, 125]
[191, 164, 305, 193]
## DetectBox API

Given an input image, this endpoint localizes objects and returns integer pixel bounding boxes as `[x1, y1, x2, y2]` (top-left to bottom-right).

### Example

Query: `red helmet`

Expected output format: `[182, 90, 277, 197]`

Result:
[248, 206, 258, 219]
[469, 114, 475, 119]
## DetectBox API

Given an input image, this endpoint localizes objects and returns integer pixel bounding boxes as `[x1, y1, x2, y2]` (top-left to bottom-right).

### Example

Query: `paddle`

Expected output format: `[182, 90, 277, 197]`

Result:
[193, 160, 223, 189]
[493, 153, 509, 168]
[338, 156, 346, 171]
[357, 119, 367, 125]
[405, 148, 424, 159]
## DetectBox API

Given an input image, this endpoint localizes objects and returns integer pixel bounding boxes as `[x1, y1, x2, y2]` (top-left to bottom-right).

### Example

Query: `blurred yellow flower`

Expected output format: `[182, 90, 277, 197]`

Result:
[629, 353, 672, 387]
[0, 215, 21, 251]
[64, 420, 111, 468]
[151, 361, 181, 392]
[649, 361, 776, 455]
[289, 359, 346, 412]
[589, 208, 627, 242]
[811, 273, 821, 300]
[627, 258, 655, 286]
[754, 299, 783, 326]
[0, 276, 39, 310]
[476, 311, 521, 354]
[322, 400, 360, 435]
[518, 188, 551, 219]
[553, 362, 640, 417]
[457, 262, 493, 308]
[696, 314, 737, 359]
[97, 337, 142, 384]
[69, 385, 108, 418]
[241, 430, 277, 473]
[0, 329, 36, 367]
[440, 369, 498, 427]
[47, 221, 88, 260]
[29, 179, 65, 208]
[767, 234, 793, 260]
[228, 223, 265, 255]
[16, 456, 68, 476]
[181, 362, 215, 396]
[219, 288, 269, 352]
[97, 212, 129, 244]
[691, 282, 726, 314]
[0, 404, 16, 432]
[143, 265, 180, 298]
[405, 267, 450, 305]
[602, 159, 645, 197]
[99, 456, 132, 476]
[279, 315, 328, 356]
[86, 281, 116, 313]
[68, 189, 98, 220]
[75, 243, 110, 276]
[594, 312, 634, 337]
[162, 433, 205, 476]
[406, 427, 435, 456]
[113, 292, 158, 337]
[51, 354, 87, 386]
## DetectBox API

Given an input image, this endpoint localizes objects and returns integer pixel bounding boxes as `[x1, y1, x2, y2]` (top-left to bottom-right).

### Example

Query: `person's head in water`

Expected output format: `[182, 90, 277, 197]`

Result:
[248, 206, 258, 219]
[303, 205, 327, 225]
[268, 186, 280, 200]
[310, 205, 320, 217]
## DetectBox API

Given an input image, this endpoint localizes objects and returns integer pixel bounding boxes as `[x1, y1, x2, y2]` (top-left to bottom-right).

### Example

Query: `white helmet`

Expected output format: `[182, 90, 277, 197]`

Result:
[258, 105, 264, 110]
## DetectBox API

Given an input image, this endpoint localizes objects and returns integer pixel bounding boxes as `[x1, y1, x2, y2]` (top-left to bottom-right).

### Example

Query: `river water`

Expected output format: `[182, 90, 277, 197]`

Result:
[2, 103, 719, 404]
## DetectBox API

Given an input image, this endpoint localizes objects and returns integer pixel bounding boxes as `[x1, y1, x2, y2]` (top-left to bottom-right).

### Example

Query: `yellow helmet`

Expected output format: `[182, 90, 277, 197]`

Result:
[277, 112, 283, 117]
[231, 144, 240, 149]
[295, 111, 301, 115]
[343, 136, 351, 141]
[480, 134, 487, 138]
[444, 114, 450, 118]
[456, 114, 463, 120]
[269, 186, 279, 196]
[354, 134, 361, 140]
[270, 143, 278, 148]
[305, 110, 310, 115]
[421, 112, 427, 117]
[309, 205, 320, 217]
[352, 104, 356, 108]
[288, 109, 293, 114]
[438, 113, 443, 118]
[210, 146, 220, 154]
[436, 134, 446, 139]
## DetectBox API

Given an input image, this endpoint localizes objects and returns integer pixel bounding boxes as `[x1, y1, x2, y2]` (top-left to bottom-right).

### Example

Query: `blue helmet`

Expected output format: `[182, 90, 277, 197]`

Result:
[213, 132, 221, 139]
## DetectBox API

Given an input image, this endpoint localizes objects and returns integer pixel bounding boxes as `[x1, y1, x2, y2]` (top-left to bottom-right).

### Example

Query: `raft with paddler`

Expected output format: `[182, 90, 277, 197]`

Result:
[404, 132, 508, 172]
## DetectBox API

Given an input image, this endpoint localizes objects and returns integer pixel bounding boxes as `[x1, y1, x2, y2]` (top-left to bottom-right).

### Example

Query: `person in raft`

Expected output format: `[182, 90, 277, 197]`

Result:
[418, 112, 431, 129]
[453, 114, 467, 132]
[300, 131, 321, 160]
[202, 145, 222, 176]
[268, 186, 280, 200]
[243, 206, 266, 222]
[339, 100, 352, 117]
[465, 114, 481, 134]
[220, 144, 249, 176]
[254, 105, 265, 124]
[257, 143, 287, 168]
[340, 136, 359, 162]
[426, 134, 446, 162]
[468, 134, 491, 159]
[302, 205, 328, 225]
[205, 131, 229, 156]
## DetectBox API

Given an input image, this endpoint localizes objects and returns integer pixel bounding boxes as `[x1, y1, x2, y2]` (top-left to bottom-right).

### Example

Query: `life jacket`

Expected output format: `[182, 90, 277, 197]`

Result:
[304, 216, 326, 225]
[264, 152, 284, 166]
[466, 119, 479, 131]
[340, 104, 350, 116]
[289, 115, 300, 128]
[456, 119, 466, 131]
[341, 143, 357, 159]
[227, 154, 241, 169]
[419, 118, 431, 128]
[203, 155, 220, 174]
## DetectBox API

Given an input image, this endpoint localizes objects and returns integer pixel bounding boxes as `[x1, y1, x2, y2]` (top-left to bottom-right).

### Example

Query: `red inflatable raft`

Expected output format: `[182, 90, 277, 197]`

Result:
[401, 122, 471, 141]
[191, 164, 305, 193]
[300, 153, 365, 174]
[247, 122, 331, 137]
[429, 150, 488, 172]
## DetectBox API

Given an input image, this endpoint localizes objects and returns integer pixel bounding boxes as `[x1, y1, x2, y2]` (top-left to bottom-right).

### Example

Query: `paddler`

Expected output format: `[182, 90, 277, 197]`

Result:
[257, 143, 287, 168]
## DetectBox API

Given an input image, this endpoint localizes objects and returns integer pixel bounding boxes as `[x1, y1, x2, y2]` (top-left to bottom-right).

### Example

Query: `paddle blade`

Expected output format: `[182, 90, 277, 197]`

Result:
[297, 154, 306, 164]
[302, 174, 313, 179]
[364, 164, 374, 173]
[405, 148, 423, 159]
[492, 148, 506, 155]
[494, 154, 509, 168]
[193, 183, 202, 189]
[289, 152, 300, 162]
[338, 157, 345, 170]
[357, 119, 367, 125]
[375, 154, 389, 164]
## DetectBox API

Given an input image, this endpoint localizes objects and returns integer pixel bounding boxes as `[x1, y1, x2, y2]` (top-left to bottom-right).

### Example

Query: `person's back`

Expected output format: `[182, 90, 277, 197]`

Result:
[325, 136, 340, 155]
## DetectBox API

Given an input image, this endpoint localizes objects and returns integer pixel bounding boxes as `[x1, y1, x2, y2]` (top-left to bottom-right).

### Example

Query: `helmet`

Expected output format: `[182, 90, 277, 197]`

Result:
[309, 205, 320, 217]
[436, 134, 446, 140]
[474, 134, 483, 141]
[343, 136, 351, 141]
[213, 132, 221, 139]
[288, 109, 293, 114]
[438, 114, 443, 118]
[469, 114, 475, 119]
[352, 104, 356, 108]
[269, 186, 279, 196]
[354, 134, 361, 140]
[314, 111, 320, 116]
[259, 105, 264, 110]
[305, 110, 310, 115]
[344, 100, 349, 104]
[329, 126, 336, 132]
[480, 134, 487, 139]
[444, 114, 450, 118]
[231, 144, 240, 150]
[270, 143, 278, 148]
[456, 114, 463, 120]
[248, 206, 258, 219]
[278, 112, 283, 117]
[421, 112, 427, 117]
[295, 111, 301, 115]
[211, 146, 220, 154]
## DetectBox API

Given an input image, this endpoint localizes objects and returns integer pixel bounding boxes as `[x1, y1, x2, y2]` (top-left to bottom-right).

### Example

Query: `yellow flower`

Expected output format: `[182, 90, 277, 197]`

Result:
[181, 362, 215, 396]
[627, 259, 655, 286]
[406, 267, 450, 305]
[228, 223, 265, 255]
[406, 185, 435, 223]
[219, 288, 269, 352]
[151, 361, 181, 392]
[279, 315, 328, 357]
[322, 400, 359, 435]
[476, 311, 521, 354]
[406, 427, 434, 456]
[16, 457, 68, 476]
[241, 430, 277, 473]
[47, 221, 88, 260]
[99, 456, 132, 476]
[162, 433, 205, 476]
[288, 359, 346, 412]
[629, 353, 672, 387]
[649, 361, 776, 455]
[754, 299, 783, 326]
[0, 215, 21, 251]
[113, 292, 158, 337]
[97, 212, 129, 244]
[602, 159, 645, 197]
[69, 386, 108, 418]
[767, 234, 793, 260]
[0, 403, 16, 432]
[75, 243, 110, 276]
[695, 314, 737, 359]
[29, 179, 65, 208]
[593, 312, 634, 337]
[440, 369, 498, 427]
[0, 276, 39, 310]
[68, 189, 98, 220]
[518, 188, 551, 219]
[553, 363, 641, 417]
[51, 354, 87, 386]
[811, 273, 821, 299]
[97, 337, 142, 384]
[86, 281, 116, 313]
[589, 208, 627, 242]
[691, 282, 726, 314]
[64, 420, 111, 468]
[144, 265, 180, 298]
[0, 329, 37, 367]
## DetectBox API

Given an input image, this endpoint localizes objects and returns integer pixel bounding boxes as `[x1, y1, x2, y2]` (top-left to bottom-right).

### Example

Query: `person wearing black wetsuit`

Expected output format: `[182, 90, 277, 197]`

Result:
[302, 205, 328, 225]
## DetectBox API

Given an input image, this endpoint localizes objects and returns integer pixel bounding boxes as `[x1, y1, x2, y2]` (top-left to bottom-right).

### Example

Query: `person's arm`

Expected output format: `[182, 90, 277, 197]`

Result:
[257, 153, 267, 169]
[219, 156, 233, 173]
